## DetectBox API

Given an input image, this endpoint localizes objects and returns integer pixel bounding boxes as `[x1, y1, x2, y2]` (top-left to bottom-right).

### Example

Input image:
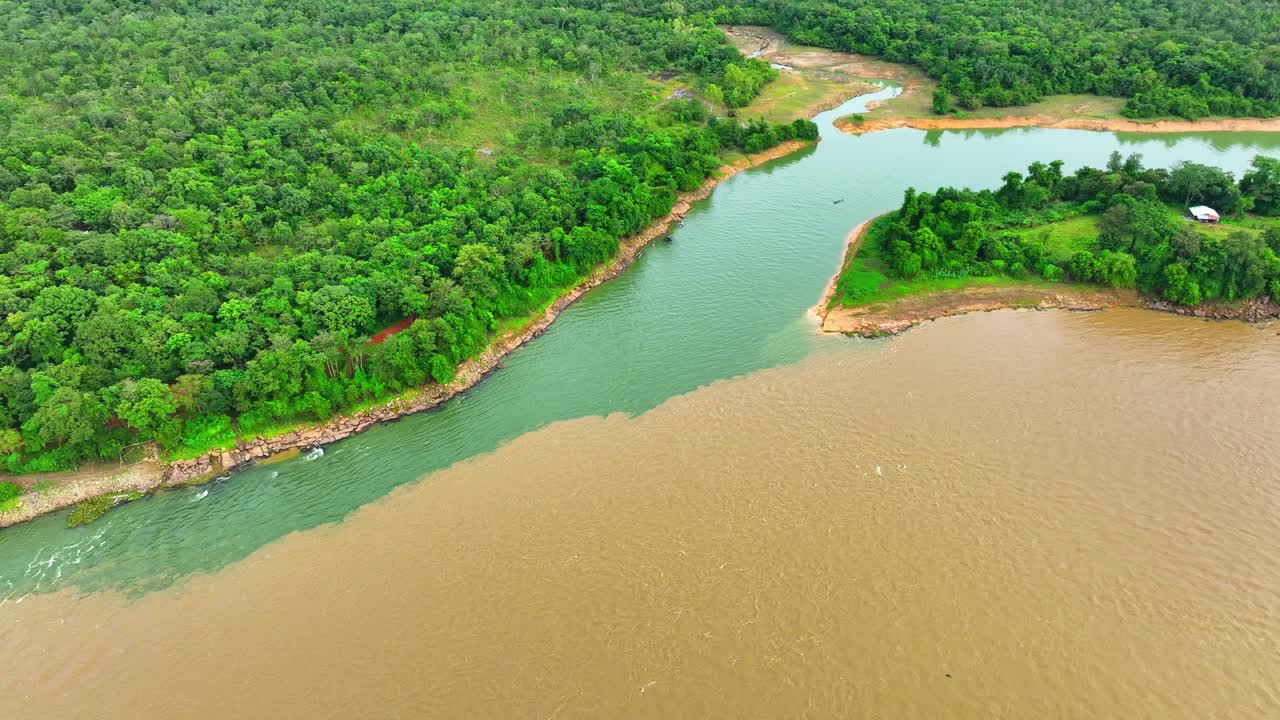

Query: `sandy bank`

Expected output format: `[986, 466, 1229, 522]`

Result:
[822, 283, 1138, 336]
[0, 140, 814, 530]
[838, 114, 1280, 136]
[815, 216, 877, 313]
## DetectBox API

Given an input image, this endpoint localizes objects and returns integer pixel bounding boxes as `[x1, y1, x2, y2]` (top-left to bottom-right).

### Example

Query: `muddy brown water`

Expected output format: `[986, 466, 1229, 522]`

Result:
[5, 86, 1280, 717]
[3, 309, 1279, 719]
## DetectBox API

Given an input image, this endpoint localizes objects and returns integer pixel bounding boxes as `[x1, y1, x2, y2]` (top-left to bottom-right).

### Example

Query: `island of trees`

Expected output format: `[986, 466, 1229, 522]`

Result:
[834, 153, 1280, 309]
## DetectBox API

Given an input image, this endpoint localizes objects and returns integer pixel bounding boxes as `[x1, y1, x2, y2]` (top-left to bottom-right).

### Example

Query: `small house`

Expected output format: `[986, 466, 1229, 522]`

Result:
[1188, 206, 1220, 224]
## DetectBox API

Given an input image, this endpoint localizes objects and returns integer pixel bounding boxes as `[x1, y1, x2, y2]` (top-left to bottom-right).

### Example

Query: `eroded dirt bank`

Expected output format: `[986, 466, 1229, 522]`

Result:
[822, 284, 1141, 336]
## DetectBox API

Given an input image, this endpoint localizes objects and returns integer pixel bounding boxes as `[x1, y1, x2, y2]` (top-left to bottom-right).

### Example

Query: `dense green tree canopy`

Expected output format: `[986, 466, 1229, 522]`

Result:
[874, 153, 1280, 306]
[0, 0, 816, 470]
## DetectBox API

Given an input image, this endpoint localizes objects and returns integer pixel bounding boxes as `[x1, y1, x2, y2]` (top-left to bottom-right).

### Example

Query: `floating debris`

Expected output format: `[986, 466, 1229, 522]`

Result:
[303, 447, 325, 461]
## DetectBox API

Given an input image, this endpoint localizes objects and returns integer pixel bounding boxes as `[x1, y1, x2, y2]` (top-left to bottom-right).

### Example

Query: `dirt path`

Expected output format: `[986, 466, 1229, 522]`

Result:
[0, 462, 163, 528]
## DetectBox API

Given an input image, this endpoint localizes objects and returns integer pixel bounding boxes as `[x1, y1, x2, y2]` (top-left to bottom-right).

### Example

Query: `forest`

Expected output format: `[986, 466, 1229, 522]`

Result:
[0, 0, 815, 471]
[4, 0, 1279, 472]
[695, 0, 1280, 118]
[861, 154, 1280, 306]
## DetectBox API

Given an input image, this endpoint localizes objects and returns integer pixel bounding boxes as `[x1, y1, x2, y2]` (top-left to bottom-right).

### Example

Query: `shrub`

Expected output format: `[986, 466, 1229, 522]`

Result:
[0, 481, 21, 512]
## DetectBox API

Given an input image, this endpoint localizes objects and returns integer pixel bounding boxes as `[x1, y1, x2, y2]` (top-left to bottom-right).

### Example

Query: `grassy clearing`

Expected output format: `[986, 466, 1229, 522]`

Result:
[1008, 215, 1102, 262]
[962, 94, 1126, 120]
[1007, 207, 1280, 264]
[736, 70, 874, 123]
[719, 25, 883, 123]
[343, 66, 663, 153]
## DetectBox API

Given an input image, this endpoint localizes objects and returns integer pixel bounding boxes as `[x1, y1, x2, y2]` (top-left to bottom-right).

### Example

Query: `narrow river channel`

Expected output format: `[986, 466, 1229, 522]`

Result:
[2, 87, 1279, 718]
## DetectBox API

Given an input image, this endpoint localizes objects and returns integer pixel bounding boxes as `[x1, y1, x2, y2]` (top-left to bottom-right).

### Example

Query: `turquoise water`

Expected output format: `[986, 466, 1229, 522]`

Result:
[3, 87, 1278, 600]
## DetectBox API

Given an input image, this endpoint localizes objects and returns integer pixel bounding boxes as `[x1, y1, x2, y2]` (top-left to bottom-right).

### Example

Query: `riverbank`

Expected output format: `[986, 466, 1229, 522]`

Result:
[0, 139, 814, 530]
[818, 218, 1280, 337]
[822, 281, 1139, 336]
[815, 216, 877, 313]
[838, 114, 1280, 136]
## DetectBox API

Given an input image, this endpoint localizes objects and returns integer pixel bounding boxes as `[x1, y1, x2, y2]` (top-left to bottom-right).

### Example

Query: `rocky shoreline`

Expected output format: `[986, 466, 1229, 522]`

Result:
[0, 139, 814, 530]
[1145, 296, 1280, 323]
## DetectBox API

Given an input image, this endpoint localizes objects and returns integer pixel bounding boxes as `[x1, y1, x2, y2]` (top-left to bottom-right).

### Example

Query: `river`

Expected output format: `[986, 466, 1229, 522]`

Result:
[2, 88, 1279, 718]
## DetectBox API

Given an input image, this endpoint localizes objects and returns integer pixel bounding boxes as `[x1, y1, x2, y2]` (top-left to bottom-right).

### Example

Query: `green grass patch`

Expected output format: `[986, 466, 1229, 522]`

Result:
[344, 65, 662, 154]
[1008, 215, 1101, 262]
[1005, 205, 1280, 265]
[0, 481, 21, 513]
[736, 72, 874, 123]
[850, 273, 1061, 307]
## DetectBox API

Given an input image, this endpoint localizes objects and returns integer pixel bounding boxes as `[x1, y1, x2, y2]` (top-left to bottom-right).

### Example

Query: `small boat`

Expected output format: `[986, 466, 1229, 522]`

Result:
[833, 199, 844, 204]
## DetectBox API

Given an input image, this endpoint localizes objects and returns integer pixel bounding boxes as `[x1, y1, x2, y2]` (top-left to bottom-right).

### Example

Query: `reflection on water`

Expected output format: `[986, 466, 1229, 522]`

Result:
[2, 309, 1277, 719]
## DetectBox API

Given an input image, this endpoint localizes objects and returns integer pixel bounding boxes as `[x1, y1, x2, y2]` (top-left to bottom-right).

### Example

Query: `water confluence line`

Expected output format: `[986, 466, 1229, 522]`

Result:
[0, 85, 895, 531]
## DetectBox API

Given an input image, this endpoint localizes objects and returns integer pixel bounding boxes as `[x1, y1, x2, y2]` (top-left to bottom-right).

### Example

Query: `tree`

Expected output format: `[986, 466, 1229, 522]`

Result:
[452, 244, 505, 301]
[1240, 155, 1280, 216]
[1220, 231, 1270, 299]
[1165, 162, 1245, 215]
[931, 86, 951, 115]
[309, 286, 376, 340]
[23, 387, 108, 452]
[1162, 263, 1202, 305]
[108, 378, 180, 443]
[1098, 251, 1138, 288]
[1068, 250, 1099, 282]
